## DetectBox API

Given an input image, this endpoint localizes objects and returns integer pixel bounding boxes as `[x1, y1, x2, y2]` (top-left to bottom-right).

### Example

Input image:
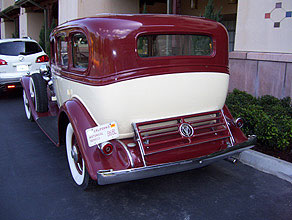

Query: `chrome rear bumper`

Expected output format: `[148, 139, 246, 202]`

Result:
[97, 135, 256, 185]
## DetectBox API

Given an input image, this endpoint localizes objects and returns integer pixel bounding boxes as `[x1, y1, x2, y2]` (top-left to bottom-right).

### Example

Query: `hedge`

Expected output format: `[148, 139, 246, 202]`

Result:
[226, 89, 292, 151]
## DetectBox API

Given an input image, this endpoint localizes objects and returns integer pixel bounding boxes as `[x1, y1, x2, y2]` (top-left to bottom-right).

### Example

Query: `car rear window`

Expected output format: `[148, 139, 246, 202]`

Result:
[137, 34, 213, 57]
[0, 41, 42, 56]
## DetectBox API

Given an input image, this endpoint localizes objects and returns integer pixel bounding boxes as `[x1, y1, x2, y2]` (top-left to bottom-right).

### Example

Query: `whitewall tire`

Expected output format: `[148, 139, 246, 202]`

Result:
[66, 123, 91, 189]
[23, 89, 33, 121]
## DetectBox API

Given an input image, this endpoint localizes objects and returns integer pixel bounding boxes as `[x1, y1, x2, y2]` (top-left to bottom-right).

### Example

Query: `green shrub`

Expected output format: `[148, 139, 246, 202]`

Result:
[226, 89, 292, 151]
[39, 20, 57, 57]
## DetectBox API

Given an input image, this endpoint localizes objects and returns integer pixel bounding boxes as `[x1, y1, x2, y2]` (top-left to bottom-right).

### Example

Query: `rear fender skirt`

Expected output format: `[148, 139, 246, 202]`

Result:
[59, 98, 133, 180]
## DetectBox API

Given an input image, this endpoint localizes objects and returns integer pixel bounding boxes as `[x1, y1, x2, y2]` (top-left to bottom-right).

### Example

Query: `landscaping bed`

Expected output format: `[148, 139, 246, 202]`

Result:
[253, 145, 292, 163]
[226, 89, 292, 163]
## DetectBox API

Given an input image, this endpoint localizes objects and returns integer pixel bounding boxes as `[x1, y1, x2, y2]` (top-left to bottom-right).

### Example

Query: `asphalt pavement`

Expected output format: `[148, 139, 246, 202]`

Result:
[0, 89, 292, 220]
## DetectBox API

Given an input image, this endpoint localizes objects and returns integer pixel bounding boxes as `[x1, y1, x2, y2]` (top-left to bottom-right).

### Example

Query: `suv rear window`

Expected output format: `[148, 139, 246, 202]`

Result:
[137, 34, 213, 57]
[0, 41, 42, 56]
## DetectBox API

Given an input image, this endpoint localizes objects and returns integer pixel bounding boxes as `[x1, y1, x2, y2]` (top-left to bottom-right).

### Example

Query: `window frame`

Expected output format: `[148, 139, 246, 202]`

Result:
[70, 32, 89, 73]
[137, 33, 214, 58]
[56, 33, 69, 68]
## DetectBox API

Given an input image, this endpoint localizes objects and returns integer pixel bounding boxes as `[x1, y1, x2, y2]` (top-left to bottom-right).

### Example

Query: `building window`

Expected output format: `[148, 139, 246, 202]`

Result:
[72, 33, 89, 70]
[57, 35, 68, 67]
[221, 20, 236, 51]
[137, 34, 213, 57]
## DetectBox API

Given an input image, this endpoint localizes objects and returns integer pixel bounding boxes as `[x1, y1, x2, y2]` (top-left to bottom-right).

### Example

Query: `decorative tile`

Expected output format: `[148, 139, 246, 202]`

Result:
[274, 22, 280, 28]
[276, 2, 282, 8]
[265, 2, 292, 28]
[265, 13, 271, 19]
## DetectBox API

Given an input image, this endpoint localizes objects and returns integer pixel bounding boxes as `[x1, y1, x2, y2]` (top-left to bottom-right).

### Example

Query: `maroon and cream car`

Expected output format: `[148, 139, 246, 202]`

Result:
[21, 14, 256, 189]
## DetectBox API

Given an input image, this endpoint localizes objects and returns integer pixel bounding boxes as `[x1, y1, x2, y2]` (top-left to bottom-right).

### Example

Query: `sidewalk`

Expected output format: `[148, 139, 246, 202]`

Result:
[238, 149, 292, 184]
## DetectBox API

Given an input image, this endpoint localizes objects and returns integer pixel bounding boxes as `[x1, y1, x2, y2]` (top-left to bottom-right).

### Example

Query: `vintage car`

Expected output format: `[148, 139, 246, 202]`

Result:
[21, 14, 256, 189]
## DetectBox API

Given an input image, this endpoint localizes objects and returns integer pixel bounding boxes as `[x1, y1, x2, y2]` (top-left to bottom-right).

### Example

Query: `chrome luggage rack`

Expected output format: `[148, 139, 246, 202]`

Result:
[132, 109, 234, 166]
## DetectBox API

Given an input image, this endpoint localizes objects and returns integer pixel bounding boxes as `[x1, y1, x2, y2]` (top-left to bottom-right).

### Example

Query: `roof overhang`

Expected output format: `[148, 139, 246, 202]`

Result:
[15, 0, 45, 11]
[0, 5, 20, 20]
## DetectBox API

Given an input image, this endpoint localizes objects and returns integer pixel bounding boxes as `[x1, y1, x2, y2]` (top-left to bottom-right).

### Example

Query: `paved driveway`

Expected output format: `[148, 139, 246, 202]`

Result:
[0, 90, 291, 220]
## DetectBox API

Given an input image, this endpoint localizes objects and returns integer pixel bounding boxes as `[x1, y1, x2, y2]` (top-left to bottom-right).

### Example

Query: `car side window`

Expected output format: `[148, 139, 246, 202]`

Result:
[57, 35, 68, 67]
[72, 33, 89, 70]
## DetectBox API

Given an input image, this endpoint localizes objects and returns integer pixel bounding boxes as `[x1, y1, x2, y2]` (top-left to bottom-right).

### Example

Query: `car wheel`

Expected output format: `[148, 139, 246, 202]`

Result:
[66, 123, 92, 190]
[23, 89, 33, 121]
[29, 73, 48, 113]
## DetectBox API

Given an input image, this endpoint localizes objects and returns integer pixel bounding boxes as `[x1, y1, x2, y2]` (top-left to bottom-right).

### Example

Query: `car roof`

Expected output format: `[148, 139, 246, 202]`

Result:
[51, 14, 229, 86]
[54, 14, 225, 35]
[0, 38, 38, 43]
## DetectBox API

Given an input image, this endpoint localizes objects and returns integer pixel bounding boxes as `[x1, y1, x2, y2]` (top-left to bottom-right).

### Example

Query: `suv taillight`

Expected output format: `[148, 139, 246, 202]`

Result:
[0, 59, 7, 65]
[36, 55, 49, 63]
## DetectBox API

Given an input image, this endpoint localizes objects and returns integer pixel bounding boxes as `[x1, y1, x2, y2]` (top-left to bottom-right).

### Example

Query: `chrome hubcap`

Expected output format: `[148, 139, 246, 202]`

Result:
[71, 145, 79, 163]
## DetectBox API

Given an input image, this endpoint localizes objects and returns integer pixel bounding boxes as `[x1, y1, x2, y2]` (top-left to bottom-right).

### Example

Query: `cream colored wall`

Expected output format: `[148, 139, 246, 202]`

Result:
[27, 12, 44, 42]
[19, 8, 43, 42]
[59, 0, 78, 25]
[1, 20, 14, 38]
[2, 0, 14, 9]
[235, 0, 292, 53]
[59, 0, 139, 25]
[78, 0, 139, 17]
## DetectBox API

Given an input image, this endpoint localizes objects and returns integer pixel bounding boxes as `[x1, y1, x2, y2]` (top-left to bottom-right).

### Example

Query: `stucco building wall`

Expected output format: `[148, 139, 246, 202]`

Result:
[19, 8, 43, 42]
[59, 0, 139, 25]
[79, 0, 139, 17]
[229, 0, 292, 99]
[1, 20, 14, 38]
[1, 0, 13, 9]
[27, 12, 44, 42]
[235, 0, 292, 53]
[58, 0, 78, 25]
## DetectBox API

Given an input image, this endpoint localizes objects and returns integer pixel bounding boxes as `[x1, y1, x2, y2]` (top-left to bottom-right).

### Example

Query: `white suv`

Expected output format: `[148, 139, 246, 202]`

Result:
[0, 38, 49, 93]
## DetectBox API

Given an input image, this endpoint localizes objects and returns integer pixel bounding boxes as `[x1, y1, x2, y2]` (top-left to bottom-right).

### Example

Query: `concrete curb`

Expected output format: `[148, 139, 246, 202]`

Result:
[237, 149, 292, 184]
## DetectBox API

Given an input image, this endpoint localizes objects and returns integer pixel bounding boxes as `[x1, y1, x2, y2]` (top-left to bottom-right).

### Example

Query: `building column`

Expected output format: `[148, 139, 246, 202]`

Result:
[19, 7, 44, 42]
[1, 19, 15, 38]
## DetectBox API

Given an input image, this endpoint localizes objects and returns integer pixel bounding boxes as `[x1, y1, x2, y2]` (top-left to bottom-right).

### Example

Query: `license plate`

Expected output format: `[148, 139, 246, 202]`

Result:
[86, 122, 119, 147]
[16, 64, 29, 72]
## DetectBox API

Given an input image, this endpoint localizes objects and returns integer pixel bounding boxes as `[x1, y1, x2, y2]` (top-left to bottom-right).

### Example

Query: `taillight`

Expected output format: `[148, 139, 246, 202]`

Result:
[0, 59, 7, 65]
[36, 55, 49, 63]
[234, 118, 244, 128]
[99, 142, 114, 155]
[7, 85, 16, 89]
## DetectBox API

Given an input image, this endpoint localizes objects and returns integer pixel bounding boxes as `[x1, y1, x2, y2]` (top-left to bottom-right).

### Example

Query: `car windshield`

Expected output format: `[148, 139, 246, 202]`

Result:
[0, 41, 42, 56]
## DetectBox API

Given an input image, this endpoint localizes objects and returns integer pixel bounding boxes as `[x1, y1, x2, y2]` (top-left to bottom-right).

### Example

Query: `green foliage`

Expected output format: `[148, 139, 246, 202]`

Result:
[226, 89, 292, 151]
[39, 20, 57, 57]
[203, 0, 222, 22]
[12, 30, 19, 38]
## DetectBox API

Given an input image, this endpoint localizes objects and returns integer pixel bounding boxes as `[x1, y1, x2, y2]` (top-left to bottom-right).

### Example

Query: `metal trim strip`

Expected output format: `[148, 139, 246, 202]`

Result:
[97, 135, 256, 185]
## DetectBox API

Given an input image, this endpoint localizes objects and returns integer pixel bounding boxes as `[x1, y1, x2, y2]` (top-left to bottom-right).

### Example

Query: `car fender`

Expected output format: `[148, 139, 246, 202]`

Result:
[59, 98, 133, 181]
